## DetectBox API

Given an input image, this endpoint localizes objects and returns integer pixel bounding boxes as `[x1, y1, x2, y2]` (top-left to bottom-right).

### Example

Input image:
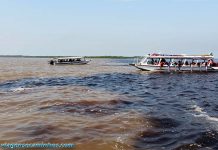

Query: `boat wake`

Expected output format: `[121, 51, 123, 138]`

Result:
[9, 87, 33, 93]
[192, 104, 218, 124]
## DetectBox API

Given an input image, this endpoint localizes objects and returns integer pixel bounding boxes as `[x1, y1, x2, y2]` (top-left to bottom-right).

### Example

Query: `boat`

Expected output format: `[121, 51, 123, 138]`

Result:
[130, 53, 218, 72]
[49, 57, 91, 65]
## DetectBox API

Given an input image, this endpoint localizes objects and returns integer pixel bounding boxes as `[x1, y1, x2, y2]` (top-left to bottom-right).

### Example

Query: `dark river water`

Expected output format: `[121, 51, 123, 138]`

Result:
[0, 58, 218, 150]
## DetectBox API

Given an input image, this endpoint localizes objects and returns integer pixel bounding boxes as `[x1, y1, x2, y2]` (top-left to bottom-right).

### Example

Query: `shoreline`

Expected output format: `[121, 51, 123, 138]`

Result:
[0, 55, 139, 59]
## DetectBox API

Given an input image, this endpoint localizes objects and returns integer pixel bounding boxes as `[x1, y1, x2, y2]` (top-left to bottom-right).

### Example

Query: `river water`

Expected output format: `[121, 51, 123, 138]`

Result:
[0, 58, 218, 150]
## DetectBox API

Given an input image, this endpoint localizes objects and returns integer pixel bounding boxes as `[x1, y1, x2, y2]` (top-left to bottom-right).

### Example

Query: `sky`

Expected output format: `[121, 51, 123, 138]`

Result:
[0, 0, 217, 56]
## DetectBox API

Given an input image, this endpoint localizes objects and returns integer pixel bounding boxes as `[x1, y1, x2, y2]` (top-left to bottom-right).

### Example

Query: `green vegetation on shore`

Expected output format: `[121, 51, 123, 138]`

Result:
[86, 56, 135, 59]
[0, 55, 138, 59]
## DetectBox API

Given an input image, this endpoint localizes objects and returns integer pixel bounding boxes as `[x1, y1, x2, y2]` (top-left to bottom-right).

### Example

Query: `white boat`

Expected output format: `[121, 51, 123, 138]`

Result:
[130, 53, 218, 72]
[49, 57, 91, 65]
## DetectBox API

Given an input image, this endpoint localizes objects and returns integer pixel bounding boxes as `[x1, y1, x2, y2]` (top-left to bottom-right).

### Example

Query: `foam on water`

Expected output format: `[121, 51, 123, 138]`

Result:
[192, 104, 218, 128]
[10, 87, 32, 93]
[195, 114, 218, 122]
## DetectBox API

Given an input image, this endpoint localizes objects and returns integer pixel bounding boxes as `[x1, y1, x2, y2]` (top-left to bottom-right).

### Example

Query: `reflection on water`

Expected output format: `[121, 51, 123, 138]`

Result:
[0, 58, 218, 149]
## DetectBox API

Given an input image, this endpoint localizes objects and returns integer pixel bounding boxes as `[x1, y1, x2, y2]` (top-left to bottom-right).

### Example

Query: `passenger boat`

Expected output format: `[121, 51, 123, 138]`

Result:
[130, 53, 218, 72]
[49, 57, 91, 65]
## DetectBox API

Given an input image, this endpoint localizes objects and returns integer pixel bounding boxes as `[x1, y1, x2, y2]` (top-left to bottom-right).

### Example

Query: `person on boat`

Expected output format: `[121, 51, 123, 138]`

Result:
[147, 58, 154, 65]
[208, 59, 214, 67]
[178, 60, 182, 70]
[172, 61, 177, 67]
[50, 60, 54, 65]
[154, 60, 158, 65]
[191, 60, 196, 66]
[205, 61, 208, 66]
[165, 61, 170, 66]
[185, 61, 189, 66]
[160, 58, 166, 67]
[160, 62, 164, 67]
[151, 58, 154, 65]
[161, 58, 166, 63]
[197, 62, 201, 67]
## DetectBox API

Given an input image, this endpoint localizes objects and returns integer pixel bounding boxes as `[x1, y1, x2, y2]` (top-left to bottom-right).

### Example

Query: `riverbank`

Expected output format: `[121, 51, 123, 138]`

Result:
[0, 55, 138, 59]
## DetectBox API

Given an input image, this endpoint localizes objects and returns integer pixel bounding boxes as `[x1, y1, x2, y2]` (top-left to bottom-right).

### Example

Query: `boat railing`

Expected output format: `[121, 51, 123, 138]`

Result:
[133, 56, 144, 64]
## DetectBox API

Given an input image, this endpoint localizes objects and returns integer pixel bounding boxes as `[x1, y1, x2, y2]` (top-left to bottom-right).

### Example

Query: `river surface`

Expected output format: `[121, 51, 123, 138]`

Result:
[0, 58, 218, 150]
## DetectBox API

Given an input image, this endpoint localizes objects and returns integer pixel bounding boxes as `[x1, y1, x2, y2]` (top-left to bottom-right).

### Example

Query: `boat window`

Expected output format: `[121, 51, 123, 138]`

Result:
[163, 58, 171, 65]
[183, 59, 192, 66]
[171, 59, 182, 65]
[146, 58, 160, 65]
[153, 59, 159, 65]
[146, 58, 154, 64]
[195, 59, 205, 66]
[141, 58, 147, 63]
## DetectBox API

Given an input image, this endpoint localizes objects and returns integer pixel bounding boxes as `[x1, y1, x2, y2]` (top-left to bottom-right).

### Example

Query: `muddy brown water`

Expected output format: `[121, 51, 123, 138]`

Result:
[0, 58, 218, 150]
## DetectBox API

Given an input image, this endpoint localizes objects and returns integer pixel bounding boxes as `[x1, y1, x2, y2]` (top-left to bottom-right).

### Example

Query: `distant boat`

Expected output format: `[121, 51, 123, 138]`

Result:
[49, 57, 91, 65]
[130, 53, 218, 72]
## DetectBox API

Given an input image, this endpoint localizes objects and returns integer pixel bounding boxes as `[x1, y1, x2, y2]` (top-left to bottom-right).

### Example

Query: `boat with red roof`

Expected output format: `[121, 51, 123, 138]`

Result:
[131, 53, 218, 72]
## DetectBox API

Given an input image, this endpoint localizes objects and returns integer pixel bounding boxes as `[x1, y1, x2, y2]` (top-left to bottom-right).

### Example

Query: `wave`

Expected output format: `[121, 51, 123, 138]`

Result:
[9, 87, 32, 93]
[192, 104, 218, 123]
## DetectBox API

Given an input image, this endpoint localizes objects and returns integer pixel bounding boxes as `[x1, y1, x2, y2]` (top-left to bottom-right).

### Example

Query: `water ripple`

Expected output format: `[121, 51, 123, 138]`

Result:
[1, 58, 218, 149]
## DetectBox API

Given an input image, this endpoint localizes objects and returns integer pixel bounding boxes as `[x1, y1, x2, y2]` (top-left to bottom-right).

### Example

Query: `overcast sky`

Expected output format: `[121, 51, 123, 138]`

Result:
[0, 0, 217, 56]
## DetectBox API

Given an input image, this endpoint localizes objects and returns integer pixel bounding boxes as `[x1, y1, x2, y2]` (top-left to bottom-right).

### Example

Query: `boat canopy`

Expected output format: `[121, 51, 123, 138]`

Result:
[147, 54, 213, 60]
[55, 57, 83, 60]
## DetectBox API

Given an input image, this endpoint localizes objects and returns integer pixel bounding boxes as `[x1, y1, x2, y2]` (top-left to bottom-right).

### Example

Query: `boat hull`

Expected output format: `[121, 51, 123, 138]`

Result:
[50, 60, 91, 65]
[134, 64, 218, 72]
